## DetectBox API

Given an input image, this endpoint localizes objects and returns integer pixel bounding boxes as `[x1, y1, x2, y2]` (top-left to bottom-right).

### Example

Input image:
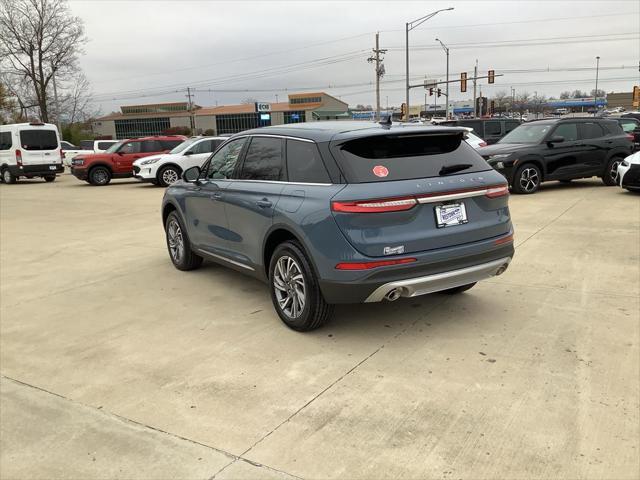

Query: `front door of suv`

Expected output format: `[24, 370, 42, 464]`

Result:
[185, 137, 247, 256]
[113, 140, 143, 174]
[224, 136, 286, 269]
[542, 122, 586, 179]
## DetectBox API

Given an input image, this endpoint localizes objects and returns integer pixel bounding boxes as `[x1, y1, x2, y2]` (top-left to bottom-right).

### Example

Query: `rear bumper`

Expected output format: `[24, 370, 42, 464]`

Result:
[318, 237, 514, 303]
[8, 164, 63, 177]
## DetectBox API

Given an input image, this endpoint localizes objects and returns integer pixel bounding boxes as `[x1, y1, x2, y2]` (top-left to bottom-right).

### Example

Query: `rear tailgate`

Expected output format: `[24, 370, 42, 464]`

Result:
[19, 128, 59, 165]
[329, 131, 511, 257]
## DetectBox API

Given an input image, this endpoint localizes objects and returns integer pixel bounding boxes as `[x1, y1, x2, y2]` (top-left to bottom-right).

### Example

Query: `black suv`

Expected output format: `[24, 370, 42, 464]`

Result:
[442, 118, 521, 144]
[478, 118, 633, 193]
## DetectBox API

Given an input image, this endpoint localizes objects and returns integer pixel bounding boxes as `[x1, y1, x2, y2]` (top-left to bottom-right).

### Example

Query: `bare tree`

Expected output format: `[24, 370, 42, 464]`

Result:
[559, 91, 571, 99]
[492, 90, 509, 112]
[0, 0, 87, 122]
[0, 81, 20, 123]
[59, 72, 94, 123]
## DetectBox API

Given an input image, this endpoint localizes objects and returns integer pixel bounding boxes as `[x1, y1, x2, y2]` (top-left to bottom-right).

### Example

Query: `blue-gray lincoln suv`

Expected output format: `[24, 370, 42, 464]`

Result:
[162, 121, 514, 331]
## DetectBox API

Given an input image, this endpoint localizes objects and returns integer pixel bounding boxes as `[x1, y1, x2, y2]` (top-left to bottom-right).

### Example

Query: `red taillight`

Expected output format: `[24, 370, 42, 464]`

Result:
[332, 196, 417, 213]
[335, 257, 417, 270]
[60, 148, 64, 160]
[485, 185, 509, 198]
[494, 233, 514, 245]
[15, 149, 22, 167]
[626, 133, 635, 141]
[479, 142, 488, 147]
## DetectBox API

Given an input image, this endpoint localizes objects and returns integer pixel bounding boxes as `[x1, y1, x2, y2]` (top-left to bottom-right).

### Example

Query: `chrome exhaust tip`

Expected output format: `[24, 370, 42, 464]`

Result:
[495, 263, 509, 276]
[385, 288, 402, 302]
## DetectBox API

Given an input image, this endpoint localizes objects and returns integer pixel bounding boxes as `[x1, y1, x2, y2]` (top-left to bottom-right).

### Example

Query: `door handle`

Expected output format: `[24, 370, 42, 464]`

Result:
[256, 198, 273, 208]
[210, 192, 223, 201]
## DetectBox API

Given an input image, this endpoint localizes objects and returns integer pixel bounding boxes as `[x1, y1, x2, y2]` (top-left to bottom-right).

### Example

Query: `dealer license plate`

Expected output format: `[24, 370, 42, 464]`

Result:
[435, 203, 468, 228]
[49, 165, 57, 170]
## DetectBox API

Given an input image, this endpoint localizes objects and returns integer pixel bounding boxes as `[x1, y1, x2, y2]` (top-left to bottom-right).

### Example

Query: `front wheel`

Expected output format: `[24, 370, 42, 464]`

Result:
[269, 241, 333, 331]
[602, 156, 624, 186]
[165, 211, 202, 271]
[512, 163, 542, 194]
[89, 166, 111, 186]
[157, 165, 182, 187]
[44, 175, 56, 182]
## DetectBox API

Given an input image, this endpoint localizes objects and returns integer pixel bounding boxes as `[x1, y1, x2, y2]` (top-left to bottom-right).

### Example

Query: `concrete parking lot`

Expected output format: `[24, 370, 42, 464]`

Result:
[1, 173, 638, 479]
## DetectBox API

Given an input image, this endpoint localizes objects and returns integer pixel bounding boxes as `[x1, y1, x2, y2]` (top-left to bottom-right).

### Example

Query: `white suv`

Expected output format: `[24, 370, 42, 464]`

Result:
[133, 136, 226, 187]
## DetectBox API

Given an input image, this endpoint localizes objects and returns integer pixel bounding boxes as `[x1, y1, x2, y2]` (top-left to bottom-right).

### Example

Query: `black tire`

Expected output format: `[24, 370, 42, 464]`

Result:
[441, 282, 476, 294]
[512, 163, 542, 194]
[2, 168, 17, 184]
[44, 175, 56, 182]
[602, 156, 624, 186]
[165, 211, 203, 271]
[269, 240, 333, 331]
[88, 166, 111, 186]
[157, 165, 182, 187]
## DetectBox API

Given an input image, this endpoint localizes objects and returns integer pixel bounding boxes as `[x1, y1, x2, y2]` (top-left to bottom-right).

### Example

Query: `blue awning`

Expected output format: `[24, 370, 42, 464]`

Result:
[453, 107, 474, 114]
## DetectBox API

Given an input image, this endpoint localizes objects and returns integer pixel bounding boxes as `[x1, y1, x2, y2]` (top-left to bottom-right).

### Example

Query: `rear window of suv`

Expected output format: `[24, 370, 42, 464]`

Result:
[20, 130, 58, 150]
[335, 133, 490, 183]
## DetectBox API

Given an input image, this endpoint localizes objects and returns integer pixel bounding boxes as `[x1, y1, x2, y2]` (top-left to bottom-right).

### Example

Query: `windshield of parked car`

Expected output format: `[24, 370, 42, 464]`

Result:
[169, 138, 198, 154]
[105, 141, 124, 153]
[498, 123, 553, 144]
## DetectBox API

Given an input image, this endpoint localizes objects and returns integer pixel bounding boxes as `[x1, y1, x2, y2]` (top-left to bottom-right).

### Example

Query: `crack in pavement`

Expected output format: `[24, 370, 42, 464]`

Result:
[0, 375, 302, 480]
[515, 195, 585, 248]
[210, 298, 448, 479]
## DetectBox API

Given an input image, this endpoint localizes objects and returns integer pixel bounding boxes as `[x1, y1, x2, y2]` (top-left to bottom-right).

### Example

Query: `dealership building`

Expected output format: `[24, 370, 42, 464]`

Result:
[92, 92, 350, 139]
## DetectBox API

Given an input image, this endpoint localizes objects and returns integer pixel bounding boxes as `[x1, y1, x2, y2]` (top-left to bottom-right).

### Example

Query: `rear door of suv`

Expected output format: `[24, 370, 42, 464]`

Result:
[578, 121, 609, 175]
[224, 136, 286, 267]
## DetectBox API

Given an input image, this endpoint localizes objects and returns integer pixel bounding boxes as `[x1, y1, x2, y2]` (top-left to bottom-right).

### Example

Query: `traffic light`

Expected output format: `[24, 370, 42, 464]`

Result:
[429, 88, 434, 96]
[488, 70, 495, 84]
[460, 72, 467, 92]
[437, 88, 442, 97]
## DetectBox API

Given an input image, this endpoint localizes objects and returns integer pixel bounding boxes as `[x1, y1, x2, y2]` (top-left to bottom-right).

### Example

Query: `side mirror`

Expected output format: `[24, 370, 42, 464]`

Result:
[183, 166, 201, 183]
[117, 151, 124, 155]
[547, 136, 565, 145]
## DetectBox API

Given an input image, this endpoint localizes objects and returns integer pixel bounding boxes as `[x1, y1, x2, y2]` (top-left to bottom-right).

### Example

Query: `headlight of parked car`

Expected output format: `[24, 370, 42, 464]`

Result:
[72, 158, 84, 166]
[141, 158, 160, 165]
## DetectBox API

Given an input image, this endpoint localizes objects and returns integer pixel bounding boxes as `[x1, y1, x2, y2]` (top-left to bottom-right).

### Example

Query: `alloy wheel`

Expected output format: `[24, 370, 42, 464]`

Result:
[3, 170, 10, 183]
[273, 255, 306, 318]
[93, 169, 108, 185]
[519, 167, 540, 192]
[167, 219, 184, 263]
[610, 159, 622, 184]
[162, 168, 179, 185]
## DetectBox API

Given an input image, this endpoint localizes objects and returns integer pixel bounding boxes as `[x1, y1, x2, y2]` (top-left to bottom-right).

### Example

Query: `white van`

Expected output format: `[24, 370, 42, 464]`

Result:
[0, 122, 64, 183]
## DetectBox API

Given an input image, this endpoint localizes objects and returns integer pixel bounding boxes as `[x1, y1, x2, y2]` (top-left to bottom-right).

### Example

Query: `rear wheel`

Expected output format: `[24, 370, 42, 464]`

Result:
[441, 282, 476, 294]
[44, 175, 56, 182]
[157, 165, 181, 187]
[165, 211, 202, 271]
[512, 163, 541, 194]
[602, 156, 624, 186]
[89, 166, 111, 186]
[269, 241, 333, 331]
[2, 168, 16, 184]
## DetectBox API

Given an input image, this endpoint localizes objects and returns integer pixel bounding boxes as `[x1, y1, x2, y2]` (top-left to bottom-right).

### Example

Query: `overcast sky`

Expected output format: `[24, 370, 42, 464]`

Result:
[68, 0, 640, 114]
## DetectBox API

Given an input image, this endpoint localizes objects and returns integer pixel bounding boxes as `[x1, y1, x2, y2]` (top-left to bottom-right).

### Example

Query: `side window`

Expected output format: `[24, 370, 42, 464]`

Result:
[119, 141, 142, 154]
[286, 140, 331, 183]
[160, 140, 183, 150]
[98, 142, 113, 150]
[206, 138, 246, 179]
[553, 123, 578, 142]
[0, 132, 13, 150]
[620, 120, 638, 133]
[579, 122, 605, 139]
[192, 140, 217, 154]
[505, 121, 520, 133]
[239, 137, 284, 181]
[484, 121, 502, 136]
[141, 140, 162, 152]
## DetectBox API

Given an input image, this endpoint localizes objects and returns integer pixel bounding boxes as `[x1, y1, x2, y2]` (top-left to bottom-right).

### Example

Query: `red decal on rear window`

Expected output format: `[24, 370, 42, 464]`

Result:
[373, 165, 389, 177]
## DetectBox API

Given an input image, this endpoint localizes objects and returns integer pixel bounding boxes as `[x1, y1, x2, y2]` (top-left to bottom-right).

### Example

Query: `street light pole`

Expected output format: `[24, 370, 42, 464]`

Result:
[405, 8, 454, 121]
[435, 38, 450, 119]
[594, 56, 600, 116]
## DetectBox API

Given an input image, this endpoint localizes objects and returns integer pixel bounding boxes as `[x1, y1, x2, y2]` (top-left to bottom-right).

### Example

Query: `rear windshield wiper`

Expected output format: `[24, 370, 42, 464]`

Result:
[439, 163, 473, 176]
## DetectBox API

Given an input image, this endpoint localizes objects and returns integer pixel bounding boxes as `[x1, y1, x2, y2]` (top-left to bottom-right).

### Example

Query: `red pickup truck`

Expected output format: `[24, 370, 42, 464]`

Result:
[70, 135, 185, 185]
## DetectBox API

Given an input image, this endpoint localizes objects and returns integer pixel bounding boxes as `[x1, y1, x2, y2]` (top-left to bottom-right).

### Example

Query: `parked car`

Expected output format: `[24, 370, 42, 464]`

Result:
[478, 118, 633, 194]
[615, 117, 640, 151]
[133, 136, 226, 186]
[70, 135, 185, 185]
[441, 118, 521, 144]
[80, 139, 119, 153]
[617, 151, 640, 192]
[61, 141, 84, 166]
[161, 122, 514, 331]
[0, 122, 64, 184]
[430, 116, 447, 124]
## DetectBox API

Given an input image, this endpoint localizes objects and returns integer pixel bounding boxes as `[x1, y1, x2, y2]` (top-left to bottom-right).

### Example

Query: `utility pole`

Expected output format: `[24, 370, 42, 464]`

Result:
[186, 87, 195, 133]
[51, 65, 62, 132]
[367, 32, 387, 121]
[435, 38, 450, 119]
[473, 59, 478, 117]
[594, 56, 600, 116]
